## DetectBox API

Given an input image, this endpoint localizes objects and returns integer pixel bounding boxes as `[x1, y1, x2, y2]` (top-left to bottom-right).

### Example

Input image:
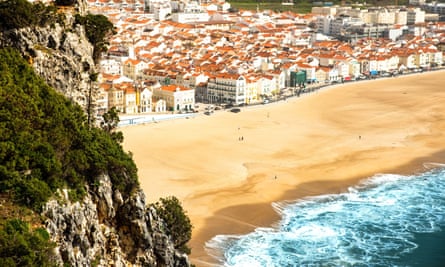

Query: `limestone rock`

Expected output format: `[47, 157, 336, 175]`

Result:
[42, 174, 190, 267]
[0, 14, 97, 116]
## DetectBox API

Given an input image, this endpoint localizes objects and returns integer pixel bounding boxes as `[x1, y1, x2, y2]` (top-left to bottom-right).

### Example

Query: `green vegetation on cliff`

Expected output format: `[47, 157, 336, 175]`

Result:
[153, 196, 193, 254]
[74, 13, 116, 63]
[0, 0, 62, 30]
[0, 47, 138, 210]
[0, 219, 56, 267]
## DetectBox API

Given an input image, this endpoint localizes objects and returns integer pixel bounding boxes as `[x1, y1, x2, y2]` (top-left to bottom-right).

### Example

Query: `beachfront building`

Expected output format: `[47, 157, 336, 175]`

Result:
[395, 49, 418, 70]
[124, 86, 138, 114]
[153, 99, 167, 112]
[428, 49, 444, 66]
[139, 87, 153, 113]
[315, 67, 328, 83]
[152, 84, 195, 112]
[324, 67, 340, 82]
[266, 69, 286, 91]
[281, 62, 298, 88]
[107, 84, 125, 113]
[414, 50, 431, 68]
[346, 59, 361, 79]
[335, 61, 350, 80]
[97, 83, 110, 116]
[244, 75, 260, 104]
[295, 62, 317, 83]
[207, 73, 246, 105]
[258, 75, 277, 97]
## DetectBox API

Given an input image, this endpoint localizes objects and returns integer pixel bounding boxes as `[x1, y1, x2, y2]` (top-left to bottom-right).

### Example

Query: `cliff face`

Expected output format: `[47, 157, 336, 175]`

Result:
[0, 3, 190, 266]
[0, 13, 96, 114]
[43, 174, 189, 267]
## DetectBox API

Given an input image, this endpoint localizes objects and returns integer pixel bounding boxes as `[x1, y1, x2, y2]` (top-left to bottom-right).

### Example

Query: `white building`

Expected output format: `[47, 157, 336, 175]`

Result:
[407, 8, 425, 25]
[207, 73, 246, 105]
[316, 15, 335, 35]
[171, 1, 210, 23]
[395, 10, 408, 25]
[139, 87, 153, 113]
[152, 84, 195, 112]
[100, 59, 122, 75]
[149, 0, 172, 21]
[312, 6, 337, 16]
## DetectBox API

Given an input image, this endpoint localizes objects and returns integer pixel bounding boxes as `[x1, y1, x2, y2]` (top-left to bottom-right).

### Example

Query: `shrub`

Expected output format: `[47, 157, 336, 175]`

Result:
[152, 196, 193, 254]
[0, 0, 60, 30]
[0, 219, 56, 266]
[74, 13, 115, 63]
[0, 48, 139, 210]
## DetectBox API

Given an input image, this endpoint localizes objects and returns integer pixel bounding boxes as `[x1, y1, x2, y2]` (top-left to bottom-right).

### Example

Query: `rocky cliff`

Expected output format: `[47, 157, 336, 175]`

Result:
[0, 1, 190, 266]
[43, 174, 189, 266]
[0, 5, 95, 114]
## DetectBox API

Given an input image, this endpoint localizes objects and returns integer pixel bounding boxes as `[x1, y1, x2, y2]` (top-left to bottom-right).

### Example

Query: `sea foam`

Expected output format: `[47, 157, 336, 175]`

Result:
[206, 167, 445, 267]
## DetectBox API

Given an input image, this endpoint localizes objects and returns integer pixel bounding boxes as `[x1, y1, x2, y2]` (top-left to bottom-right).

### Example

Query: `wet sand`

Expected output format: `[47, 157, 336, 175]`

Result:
[121, 70, 445, 266]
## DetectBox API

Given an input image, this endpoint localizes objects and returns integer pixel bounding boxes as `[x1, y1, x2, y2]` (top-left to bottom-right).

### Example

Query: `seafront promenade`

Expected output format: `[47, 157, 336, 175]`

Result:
[118, 67, 444, 128]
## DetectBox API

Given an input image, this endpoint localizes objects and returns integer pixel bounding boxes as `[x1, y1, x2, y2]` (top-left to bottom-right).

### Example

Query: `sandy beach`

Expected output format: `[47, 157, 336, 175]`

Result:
[121, 70, 445, 266]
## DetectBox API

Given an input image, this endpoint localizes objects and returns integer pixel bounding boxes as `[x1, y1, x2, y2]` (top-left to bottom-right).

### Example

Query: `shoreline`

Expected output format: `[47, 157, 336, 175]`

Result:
[193, 149, 445, 266]
[121, 70, 445, 267]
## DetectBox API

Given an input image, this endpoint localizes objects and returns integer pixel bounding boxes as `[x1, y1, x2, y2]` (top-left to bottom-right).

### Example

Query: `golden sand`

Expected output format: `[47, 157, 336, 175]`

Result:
[122, 70, 445, 266]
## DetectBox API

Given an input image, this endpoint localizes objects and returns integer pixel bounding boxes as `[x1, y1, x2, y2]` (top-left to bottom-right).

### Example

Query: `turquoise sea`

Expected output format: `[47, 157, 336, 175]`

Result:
[207, 165, 445, 267]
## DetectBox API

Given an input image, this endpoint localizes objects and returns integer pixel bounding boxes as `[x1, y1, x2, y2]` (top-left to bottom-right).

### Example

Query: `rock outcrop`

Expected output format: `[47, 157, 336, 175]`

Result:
[0, 7, 96, 115]
[0, 2, 191, 266]
[43, 174, 190, 267]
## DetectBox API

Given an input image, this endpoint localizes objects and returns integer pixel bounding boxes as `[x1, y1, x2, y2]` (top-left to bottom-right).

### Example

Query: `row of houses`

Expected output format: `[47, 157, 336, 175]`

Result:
[91, 1, 445, 115]
[97, 75, 195, 115]
[98, 39, 443, 115]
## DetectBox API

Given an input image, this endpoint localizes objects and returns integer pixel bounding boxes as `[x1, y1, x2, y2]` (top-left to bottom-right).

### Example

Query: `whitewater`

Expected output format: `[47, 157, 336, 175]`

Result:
[206, 165, 445, 267]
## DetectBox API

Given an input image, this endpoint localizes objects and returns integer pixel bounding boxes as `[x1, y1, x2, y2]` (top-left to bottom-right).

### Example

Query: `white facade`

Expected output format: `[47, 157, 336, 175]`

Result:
[171, 12, 210, 23]
[154, 99, 167, 112]
[124, 90, 138, 114]
[258, 76, 277, 96]
[149, 0, 172, 21]
[100, 59, 122, 75]
[171, 1, 209, 23]
[347, 60, 361, 78]
[139, 88, 153, 113]
[153, 85, 195, 111]
[407, 8, 425, 25]
[316, 16, 334, 35]
[207, 74, 246, 105]
[312, 6, 337, 16]
[395, 10, 408, 25]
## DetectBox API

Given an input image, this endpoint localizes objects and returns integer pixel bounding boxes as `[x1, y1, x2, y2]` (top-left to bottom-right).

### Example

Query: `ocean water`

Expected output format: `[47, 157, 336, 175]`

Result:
[206, 165, 445, 267]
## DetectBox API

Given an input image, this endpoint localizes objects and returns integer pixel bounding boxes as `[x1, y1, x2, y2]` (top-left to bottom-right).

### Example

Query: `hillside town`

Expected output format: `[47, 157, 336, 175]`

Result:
[87, 0, 445, 117]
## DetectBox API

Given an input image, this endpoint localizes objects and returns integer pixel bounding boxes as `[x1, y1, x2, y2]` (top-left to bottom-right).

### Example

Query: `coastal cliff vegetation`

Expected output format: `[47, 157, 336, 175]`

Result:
[0, 0, 62, 31]
[0, 0, 193, 263]
[0, 48, 139, 210]
[0, 45, 193, 265]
